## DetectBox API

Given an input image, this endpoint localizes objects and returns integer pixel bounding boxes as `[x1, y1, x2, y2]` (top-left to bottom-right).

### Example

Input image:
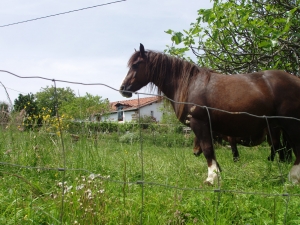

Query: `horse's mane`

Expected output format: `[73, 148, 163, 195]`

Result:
[128, 50, 213, 118]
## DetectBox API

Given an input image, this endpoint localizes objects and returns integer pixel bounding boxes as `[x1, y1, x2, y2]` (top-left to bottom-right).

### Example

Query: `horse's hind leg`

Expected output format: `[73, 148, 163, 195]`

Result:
[280, 131, 293, 162]
[267, 127, 281, 161]
[227, 136, 240, 162]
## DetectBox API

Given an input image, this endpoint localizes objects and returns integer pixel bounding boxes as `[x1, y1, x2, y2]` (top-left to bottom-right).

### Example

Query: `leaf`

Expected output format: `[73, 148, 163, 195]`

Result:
[258, 41, 271, 48]
[164, 29, 173, 35]
[191, 26, 201, 35]
[171, 32, 184, 45]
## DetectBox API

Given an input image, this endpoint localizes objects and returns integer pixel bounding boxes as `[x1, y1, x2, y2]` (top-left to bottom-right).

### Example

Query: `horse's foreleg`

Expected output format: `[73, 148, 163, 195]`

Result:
[279, 121, 299, 183]
[190, 118, 221, 185]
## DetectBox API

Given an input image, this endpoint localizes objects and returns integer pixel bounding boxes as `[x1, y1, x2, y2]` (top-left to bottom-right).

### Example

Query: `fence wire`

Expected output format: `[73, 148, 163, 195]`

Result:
[1, 70, 300, 224]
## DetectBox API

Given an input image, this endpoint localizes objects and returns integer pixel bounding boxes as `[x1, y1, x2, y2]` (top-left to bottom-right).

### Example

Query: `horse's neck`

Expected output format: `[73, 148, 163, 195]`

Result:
[164, 88, 186, 122]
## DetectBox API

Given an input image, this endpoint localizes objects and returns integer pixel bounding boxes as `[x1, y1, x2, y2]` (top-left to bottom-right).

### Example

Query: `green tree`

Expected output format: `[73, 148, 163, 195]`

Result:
[60, 93, 110, 120]
[14, 93, 39, 115]
[165, 0, 300, 75]
[160, 99, 182, 125]
[35, 86, 76, 117]
[13, 93, 40, 129]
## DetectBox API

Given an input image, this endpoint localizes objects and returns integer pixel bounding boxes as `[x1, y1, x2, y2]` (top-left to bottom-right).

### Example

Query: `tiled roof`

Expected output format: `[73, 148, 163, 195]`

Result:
[109, 96, 161, 112]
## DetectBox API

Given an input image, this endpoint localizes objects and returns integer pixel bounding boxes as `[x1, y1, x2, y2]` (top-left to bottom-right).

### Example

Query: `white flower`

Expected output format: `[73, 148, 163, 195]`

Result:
[88, 173, 96, 180]
[98, 189, 105, 194]
[76, 184, 85, 190]
[85, 189, 92, 199]
[64, 185, 73, 194]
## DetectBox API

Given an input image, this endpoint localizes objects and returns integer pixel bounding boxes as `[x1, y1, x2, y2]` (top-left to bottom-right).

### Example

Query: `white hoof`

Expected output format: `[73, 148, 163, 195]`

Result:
[204, 160, 220, 185]
[288, 164, 300, 184]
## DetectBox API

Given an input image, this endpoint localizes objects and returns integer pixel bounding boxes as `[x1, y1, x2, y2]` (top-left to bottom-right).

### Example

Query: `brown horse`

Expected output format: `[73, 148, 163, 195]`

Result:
[120, 44, 300, 185]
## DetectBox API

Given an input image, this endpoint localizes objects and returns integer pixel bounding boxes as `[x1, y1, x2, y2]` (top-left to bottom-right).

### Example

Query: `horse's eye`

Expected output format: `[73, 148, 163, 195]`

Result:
[132, 63, 139, 70]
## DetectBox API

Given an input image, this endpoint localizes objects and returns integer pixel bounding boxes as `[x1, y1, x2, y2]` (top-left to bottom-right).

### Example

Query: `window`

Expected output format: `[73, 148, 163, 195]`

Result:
[150, 111, 154, 117]
[117, 105, 123, 121]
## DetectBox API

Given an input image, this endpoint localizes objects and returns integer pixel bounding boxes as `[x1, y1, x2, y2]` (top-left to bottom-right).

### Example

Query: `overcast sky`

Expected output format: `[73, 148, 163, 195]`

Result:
[0, 0, 212, 106]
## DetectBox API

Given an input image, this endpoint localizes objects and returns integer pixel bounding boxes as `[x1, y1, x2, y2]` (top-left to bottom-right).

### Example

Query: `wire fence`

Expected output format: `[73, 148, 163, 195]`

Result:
[1, 70, 300, 224]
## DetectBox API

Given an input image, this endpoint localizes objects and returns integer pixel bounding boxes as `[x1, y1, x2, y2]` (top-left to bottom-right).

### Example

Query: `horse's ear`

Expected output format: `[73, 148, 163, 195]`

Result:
[140, 43, 146, 58]
[134, 48, 136, 52]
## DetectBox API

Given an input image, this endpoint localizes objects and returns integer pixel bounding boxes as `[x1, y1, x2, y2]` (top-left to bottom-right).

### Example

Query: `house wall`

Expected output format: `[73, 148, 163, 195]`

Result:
[139, 102, 163, 121]
[102, 101, 163, 122]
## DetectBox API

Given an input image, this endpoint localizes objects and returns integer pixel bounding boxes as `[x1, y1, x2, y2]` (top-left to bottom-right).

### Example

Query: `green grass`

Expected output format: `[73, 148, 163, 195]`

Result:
[0, 127, 300, 224]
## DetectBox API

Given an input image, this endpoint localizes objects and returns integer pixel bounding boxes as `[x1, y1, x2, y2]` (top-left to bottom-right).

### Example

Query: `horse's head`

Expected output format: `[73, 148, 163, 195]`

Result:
[120, 43, 150, 98]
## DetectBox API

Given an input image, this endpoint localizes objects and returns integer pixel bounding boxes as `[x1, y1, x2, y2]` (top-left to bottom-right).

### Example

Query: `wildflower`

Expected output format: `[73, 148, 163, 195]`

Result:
[76, 184, 85, 190]
[64, 185, 73, 194]
[57, 181, 67, 187]
[85, 189, 92, 199]
[98, 189, 105, 194]
[88, 173, 97, 180]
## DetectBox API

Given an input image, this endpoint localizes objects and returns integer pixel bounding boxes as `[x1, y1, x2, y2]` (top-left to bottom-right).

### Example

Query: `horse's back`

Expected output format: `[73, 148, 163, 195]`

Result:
[198, 71, 276, 113]
[263, 70, 300, 117]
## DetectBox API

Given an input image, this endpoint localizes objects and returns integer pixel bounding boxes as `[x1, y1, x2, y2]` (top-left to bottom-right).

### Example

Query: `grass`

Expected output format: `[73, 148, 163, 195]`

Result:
[0, 127, 300, 224]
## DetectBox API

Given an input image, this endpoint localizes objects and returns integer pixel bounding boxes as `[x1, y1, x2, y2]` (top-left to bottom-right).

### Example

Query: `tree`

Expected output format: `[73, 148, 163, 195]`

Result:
[0, 101, 9, 112]
[159, 99, 183, 127]
[35, 86, 76, 117]
[14, 93, 39, 115]
[13, 93, 40, 129]
[0, 101, 10, 128]
[165, 0, 300, 75]
[60, 93, 110, 120]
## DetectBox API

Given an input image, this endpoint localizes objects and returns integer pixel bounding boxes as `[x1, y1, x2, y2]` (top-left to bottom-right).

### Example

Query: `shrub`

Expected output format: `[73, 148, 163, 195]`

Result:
[119, 132, 140, 144]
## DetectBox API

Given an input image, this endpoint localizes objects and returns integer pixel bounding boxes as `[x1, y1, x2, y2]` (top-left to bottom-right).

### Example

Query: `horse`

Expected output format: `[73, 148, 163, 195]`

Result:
[120, 43, 300, 185]
[195, 128, 292, 163]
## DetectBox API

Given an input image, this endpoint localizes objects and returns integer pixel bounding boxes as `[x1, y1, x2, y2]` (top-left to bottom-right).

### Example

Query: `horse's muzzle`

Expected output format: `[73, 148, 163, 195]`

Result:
[119, 85, 133, 98]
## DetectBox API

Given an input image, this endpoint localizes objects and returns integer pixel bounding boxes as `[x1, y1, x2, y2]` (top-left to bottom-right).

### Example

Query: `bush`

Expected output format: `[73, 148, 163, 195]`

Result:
[119, 132, 140, 144]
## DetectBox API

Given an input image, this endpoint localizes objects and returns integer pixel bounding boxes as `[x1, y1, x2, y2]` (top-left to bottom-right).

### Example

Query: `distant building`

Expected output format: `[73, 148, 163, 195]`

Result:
[102, 96, 163, 122]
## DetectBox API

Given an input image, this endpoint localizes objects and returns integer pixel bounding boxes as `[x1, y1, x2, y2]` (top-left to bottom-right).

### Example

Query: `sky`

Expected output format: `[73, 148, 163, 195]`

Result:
[0, 0, 213, 107]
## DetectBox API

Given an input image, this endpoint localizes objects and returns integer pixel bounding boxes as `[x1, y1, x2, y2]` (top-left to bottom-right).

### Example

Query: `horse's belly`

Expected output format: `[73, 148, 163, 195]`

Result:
[211, 113, 268, 137]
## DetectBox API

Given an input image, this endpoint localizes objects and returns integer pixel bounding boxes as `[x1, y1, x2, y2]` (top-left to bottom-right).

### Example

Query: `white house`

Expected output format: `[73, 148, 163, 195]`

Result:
[102, 96, 163, 122]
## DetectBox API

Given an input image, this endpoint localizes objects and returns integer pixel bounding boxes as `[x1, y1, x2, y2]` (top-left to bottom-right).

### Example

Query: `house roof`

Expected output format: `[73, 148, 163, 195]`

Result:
[109, 96, 162, 112]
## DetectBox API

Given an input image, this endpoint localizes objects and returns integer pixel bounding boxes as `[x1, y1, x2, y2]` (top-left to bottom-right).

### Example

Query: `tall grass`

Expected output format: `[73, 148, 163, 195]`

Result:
[0, 126, 300, 224]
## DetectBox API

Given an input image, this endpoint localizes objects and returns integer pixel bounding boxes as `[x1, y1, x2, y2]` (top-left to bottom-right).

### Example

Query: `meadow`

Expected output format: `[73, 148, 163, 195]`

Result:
[0, 125, 300, 225]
